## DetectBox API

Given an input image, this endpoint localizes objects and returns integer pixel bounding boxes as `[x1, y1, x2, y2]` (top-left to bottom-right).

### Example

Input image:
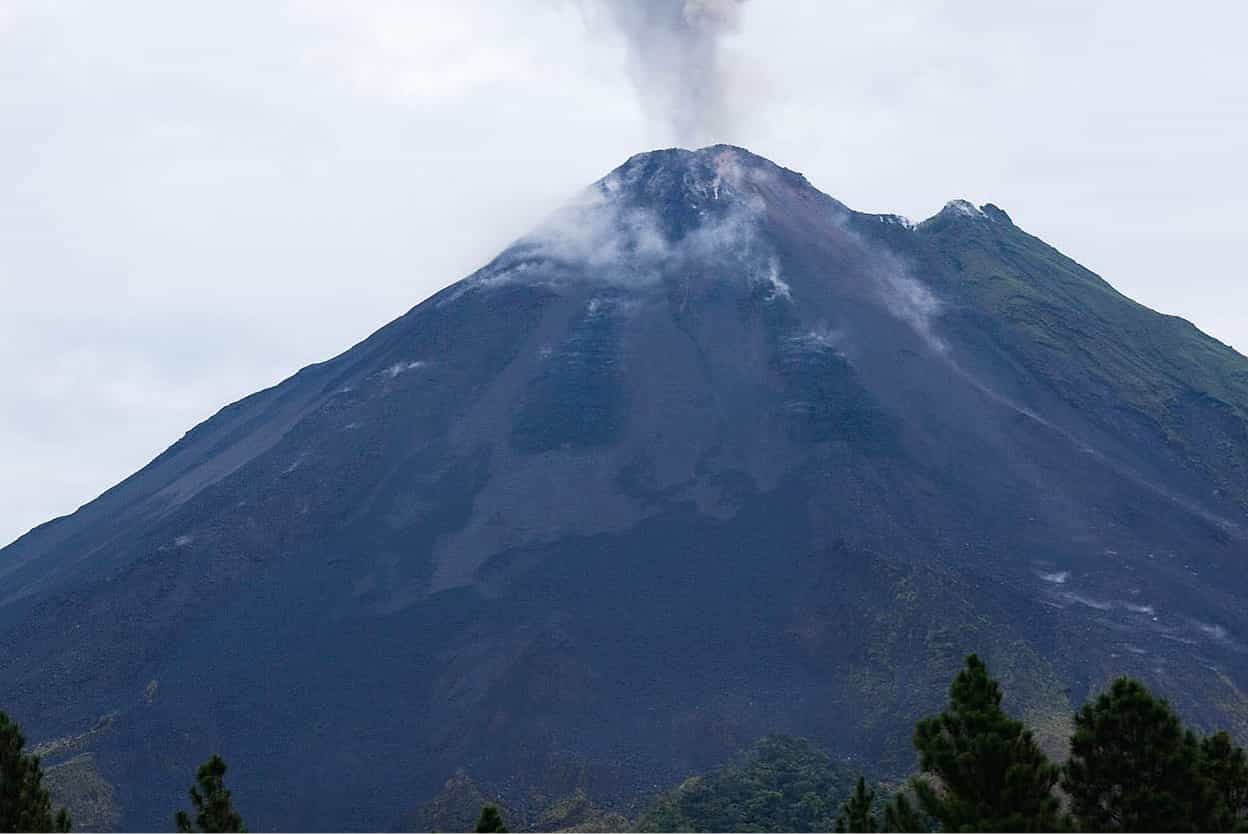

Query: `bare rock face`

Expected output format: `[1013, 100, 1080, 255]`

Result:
[4, 146, 1248, 830]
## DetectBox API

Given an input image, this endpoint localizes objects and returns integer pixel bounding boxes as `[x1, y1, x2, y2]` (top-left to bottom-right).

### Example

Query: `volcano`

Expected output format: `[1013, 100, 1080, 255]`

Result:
[5, 146, 1248, 830]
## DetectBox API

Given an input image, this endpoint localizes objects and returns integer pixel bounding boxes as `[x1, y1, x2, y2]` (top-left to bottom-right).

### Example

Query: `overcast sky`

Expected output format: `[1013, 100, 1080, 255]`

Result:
[2, 0, 1247, 547]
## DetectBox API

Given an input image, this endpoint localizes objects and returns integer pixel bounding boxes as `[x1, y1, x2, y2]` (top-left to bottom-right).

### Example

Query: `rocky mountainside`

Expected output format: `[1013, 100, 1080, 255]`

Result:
[3, 145, 1248, 830]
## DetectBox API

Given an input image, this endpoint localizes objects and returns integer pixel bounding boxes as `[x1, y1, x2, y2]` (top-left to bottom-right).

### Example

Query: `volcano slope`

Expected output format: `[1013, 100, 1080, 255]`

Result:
[4, 146, 1248, 830]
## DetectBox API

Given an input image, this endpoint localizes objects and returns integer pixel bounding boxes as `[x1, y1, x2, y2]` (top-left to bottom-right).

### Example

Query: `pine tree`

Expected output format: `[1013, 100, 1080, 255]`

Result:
[835, 775, 877, 832]
[1063, 677, 1206, 832]
[910, 654, 1061, 831]
[882, 791, 926, 833]
[175, 754, 246, 833]
[1200, 730, 1248, 831]
[475, 803, 507, 833]
[0, 711, 71, 833]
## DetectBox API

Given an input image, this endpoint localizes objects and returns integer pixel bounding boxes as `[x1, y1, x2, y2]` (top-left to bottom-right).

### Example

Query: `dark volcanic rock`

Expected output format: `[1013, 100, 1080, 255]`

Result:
[4, 146, 1248, 830]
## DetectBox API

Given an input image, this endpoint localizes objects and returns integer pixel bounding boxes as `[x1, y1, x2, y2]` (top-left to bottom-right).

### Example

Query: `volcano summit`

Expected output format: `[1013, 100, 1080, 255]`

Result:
[4, 146, 1248, 830]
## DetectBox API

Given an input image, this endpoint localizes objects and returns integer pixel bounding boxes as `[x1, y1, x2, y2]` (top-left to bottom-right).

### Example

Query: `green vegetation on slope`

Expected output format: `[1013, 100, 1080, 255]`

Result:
[42, 754, 118, 832]
[920, 208, 1248, 511]
[821, 557, 1073, 771]
[636, 735, 858, 832]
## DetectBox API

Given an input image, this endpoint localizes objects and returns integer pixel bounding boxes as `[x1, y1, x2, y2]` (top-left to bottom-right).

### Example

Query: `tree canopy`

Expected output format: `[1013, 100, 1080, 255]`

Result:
[1063, 677, 1209, 832]
[175, 754, 246, 833]
[1199, 730, 1248, 831]
[0, 711, 71, 833]
[835, 775, 877, 832]
[475, 803, 507, 833]
[909, 654, 1061, 832]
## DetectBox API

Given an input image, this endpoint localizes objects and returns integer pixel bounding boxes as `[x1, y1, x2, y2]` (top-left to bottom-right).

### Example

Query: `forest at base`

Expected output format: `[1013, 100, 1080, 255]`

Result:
[426, 655, 1248, 833]
[5, 654, 1248, 832]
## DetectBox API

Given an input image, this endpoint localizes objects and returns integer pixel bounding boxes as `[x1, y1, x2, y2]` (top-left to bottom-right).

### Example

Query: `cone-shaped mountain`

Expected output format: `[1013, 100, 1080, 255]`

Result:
[5, 146, 1248, 830]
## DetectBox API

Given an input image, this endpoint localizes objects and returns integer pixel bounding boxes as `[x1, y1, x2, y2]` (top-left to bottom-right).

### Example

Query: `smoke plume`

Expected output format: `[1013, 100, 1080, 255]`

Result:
[585, 0, 749, 146]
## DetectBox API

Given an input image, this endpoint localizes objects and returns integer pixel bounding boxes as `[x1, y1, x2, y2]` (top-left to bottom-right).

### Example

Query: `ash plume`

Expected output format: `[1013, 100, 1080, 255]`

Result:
[584, 0, 749, 146]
